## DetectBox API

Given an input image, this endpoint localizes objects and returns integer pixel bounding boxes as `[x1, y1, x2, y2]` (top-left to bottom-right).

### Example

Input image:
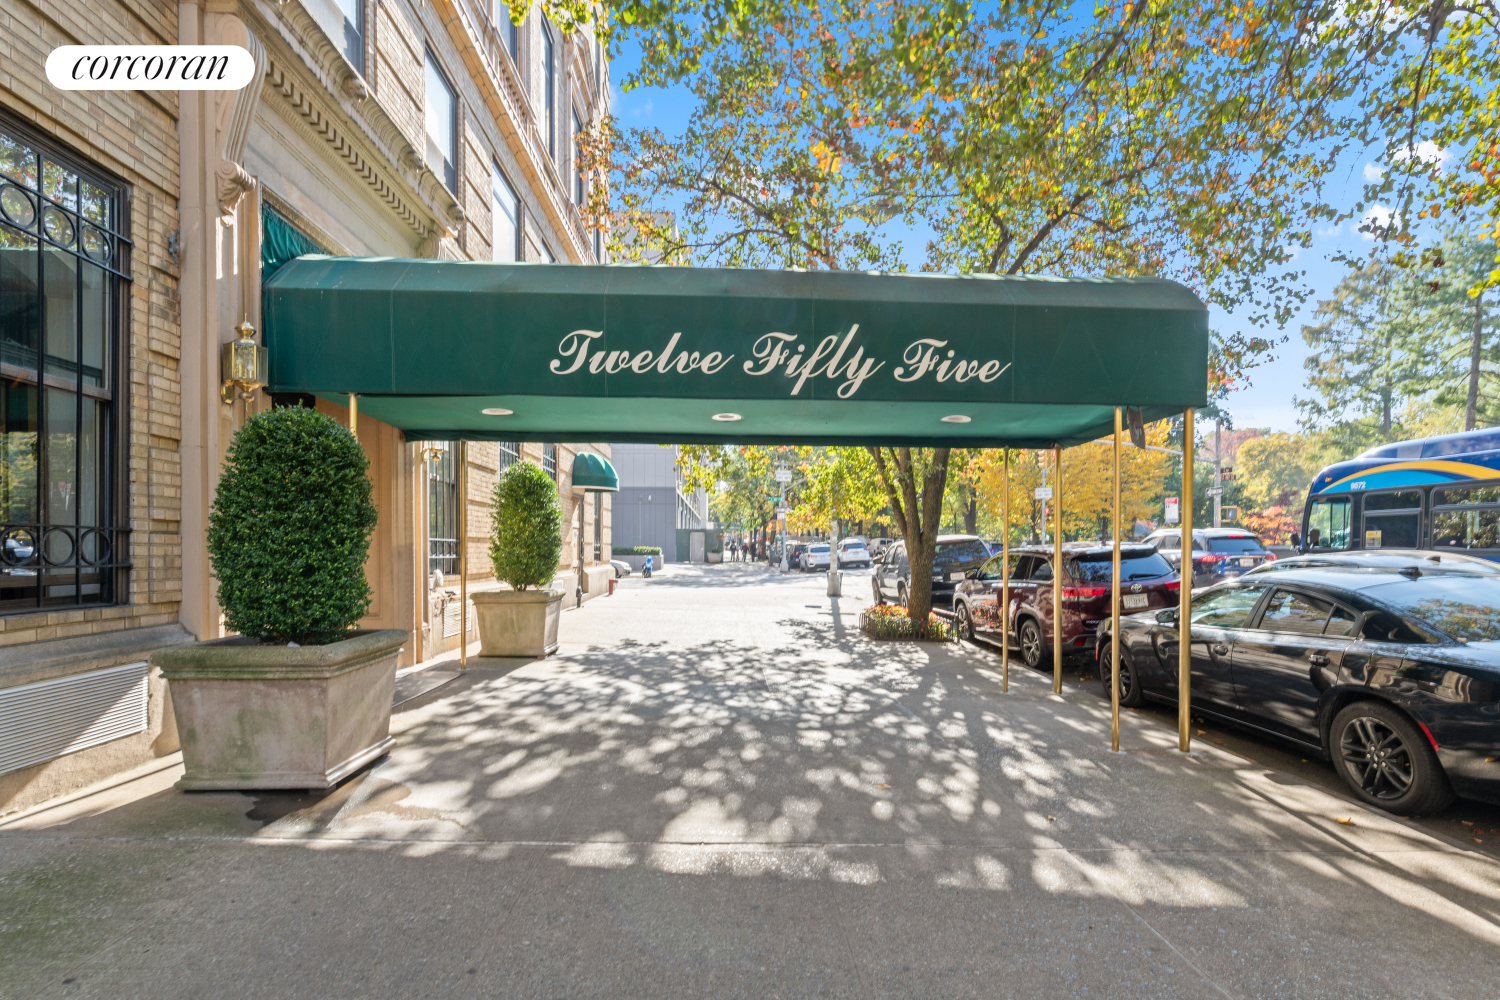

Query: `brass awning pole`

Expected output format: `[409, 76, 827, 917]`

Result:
[1179, 408, 1194, 751]
[414, 444, 424, 666]
[459, 439, 468, 670]
[1001, 448, 1010, 694]
[349, 393, 357, 435]
[1111, 407, 1122, 752]
[1053, 446, 1063, 695]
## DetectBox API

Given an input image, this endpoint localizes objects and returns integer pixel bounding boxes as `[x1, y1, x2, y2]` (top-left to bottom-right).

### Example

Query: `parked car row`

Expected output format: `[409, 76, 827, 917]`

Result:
[1096, 549, 1500, 813]
[864, 528, 1499, 813]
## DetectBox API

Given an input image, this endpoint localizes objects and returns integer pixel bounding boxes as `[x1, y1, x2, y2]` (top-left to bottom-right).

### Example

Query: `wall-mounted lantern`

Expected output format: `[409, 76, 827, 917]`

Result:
[220, 318, 268, 403]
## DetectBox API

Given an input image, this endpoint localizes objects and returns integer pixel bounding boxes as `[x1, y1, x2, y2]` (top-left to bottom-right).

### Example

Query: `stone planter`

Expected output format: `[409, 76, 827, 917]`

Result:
[150, 629, 407, 791]
[471, 589, 563, 657]
[619, 553, 657, 573]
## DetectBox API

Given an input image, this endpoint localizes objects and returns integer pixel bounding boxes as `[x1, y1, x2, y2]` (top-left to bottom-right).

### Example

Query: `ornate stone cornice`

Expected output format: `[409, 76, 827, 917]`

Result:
[263, 58, 433, 236]
[239, 0, 461, 240]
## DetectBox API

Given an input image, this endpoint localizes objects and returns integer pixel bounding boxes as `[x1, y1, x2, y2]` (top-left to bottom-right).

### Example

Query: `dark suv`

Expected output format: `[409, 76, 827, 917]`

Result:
[953, 544, 1179, 666]
[872, 535, 990, 608]
[1143, 527, 1275, 587]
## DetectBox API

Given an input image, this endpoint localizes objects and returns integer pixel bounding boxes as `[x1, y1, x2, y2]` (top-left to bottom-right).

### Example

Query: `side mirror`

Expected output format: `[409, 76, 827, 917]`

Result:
[1289, 531, 1301, 551]
[966, 567, 980, 580]
[1155, 609, 1178, 625]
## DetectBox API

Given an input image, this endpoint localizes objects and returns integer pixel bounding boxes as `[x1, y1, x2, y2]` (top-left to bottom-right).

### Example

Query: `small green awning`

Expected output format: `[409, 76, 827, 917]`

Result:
[263, 258, 1208, 447]
[572, 451, 619, 492]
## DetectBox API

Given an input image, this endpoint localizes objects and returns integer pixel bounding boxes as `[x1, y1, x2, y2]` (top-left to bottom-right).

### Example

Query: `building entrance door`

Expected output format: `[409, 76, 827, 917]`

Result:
[690, 531, 705, 563]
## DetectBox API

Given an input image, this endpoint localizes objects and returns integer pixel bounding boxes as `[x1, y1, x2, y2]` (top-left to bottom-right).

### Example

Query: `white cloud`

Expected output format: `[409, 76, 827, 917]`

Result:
[1361, 204, 1399, 239]
[1390, 141, 1452, 168]
[1362, 163, 1384, 182]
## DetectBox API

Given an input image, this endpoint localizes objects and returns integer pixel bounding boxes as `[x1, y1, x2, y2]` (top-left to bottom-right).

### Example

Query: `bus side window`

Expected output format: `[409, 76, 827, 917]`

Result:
[1308, 496, 1353, 551]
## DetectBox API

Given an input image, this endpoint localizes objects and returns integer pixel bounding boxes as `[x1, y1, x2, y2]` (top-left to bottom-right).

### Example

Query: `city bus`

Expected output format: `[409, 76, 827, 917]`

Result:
[1298, 428, 1500, 559]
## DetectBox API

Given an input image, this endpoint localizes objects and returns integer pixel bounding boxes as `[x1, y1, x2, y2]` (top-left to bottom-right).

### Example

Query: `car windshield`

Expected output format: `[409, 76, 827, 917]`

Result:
[809, 545, 830, 553]
[1368, 574, 1500, 642]
[1207, 536, 1267, 554]
[842, 542, 866, 549]
[935, 540, 988, 564]
[1068, 551, 1175, 582]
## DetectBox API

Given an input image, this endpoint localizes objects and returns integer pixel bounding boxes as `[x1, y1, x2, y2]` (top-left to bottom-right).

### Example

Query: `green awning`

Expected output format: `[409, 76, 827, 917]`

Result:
[263, 258, 1208, 447]
[571, 451, 619, 491]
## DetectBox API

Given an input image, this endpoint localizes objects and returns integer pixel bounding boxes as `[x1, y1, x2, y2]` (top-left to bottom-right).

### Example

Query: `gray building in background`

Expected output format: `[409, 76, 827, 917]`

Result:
[611, 444, 709, 563]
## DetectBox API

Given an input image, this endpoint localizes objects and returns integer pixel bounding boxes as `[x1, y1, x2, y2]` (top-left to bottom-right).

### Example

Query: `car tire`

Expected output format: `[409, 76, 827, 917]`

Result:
[872, 578, 882, 604]
[897, 582, 909, 608]
[1097, 639, 1144, 707]
[956, 601, 975, 640]
[1330, 701, 1454, 815]
[1019, 618, 1047, 669]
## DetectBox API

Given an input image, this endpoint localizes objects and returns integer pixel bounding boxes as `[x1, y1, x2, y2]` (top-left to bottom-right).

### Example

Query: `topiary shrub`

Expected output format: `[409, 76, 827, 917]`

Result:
[207, 406, 377, 644]
[490, 459, 563, 590]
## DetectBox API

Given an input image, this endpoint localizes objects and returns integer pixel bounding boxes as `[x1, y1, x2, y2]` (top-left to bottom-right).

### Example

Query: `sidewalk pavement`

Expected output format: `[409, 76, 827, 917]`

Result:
[3, 562, 1498, 999]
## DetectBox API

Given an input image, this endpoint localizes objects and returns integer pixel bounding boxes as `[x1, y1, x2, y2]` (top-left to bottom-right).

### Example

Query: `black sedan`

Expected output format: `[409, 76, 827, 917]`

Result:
[1096, 563, 1500, 813]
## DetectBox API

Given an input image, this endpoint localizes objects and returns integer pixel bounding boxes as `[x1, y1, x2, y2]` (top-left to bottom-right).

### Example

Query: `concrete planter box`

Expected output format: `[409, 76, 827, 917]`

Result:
[619, 554, 658, 573]
[150, 629, 407, 791]
[472, 589, 563, 657]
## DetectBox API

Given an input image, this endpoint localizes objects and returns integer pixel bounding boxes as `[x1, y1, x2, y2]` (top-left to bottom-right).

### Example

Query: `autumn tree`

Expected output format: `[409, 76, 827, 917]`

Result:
[787, 447, 888, 535]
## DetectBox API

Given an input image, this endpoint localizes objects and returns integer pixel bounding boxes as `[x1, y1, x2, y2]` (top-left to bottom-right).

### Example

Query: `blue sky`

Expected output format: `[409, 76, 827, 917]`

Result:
[608, 60, 1395, 436]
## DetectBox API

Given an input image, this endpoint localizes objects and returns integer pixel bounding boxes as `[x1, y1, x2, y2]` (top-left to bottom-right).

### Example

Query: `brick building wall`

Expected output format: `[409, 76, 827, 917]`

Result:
[0, 0, 187, 815]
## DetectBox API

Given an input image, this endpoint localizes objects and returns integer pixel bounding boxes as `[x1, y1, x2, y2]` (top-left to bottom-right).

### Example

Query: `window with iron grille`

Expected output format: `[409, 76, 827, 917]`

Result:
[498, 441, 519, 471]
[427, 443, 459, 577]
[542, 443, 557, 480]
[0, 120, 128, 614]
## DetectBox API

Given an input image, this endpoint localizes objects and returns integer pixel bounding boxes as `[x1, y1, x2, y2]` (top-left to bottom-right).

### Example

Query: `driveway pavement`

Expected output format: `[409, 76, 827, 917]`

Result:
[4, 562, 1500, 999]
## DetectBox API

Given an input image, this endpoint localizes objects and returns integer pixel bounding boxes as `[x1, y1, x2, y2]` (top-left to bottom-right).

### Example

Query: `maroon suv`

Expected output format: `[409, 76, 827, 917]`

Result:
[952, 544, 1180, 667]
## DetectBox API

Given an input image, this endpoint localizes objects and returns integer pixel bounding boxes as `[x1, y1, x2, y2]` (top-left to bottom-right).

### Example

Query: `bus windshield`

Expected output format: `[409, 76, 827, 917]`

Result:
[1307, 496, 1352, 551]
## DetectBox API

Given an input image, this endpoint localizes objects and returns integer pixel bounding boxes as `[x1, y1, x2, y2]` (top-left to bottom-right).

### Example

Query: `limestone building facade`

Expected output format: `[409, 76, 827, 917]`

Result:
[0, 0, 610, 816]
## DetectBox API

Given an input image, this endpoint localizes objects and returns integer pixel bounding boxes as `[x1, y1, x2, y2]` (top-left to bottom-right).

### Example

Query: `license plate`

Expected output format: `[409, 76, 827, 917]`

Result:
[1239, 558, 1256, 567]
[1123, 594, 1149, 609]
[950, 572, 966, 582]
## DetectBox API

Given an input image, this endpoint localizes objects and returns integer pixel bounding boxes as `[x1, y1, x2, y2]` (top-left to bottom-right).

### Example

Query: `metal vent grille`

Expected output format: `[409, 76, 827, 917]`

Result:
[0, 662, 149, 775]
[441, 600, 475, 638]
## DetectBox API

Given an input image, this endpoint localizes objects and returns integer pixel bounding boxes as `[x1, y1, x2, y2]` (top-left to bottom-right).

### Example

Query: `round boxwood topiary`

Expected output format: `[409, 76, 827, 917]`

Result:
[490, 460, 563, 590]
[207, 406, 378, 644]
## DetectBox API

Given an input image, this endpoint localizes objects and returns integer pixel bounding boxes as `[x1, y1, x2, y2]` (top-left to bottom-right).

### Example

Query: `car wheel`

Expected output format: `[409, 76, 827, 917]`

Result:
[1097, 639, 1144, 707]
[872, 578, 882, 604]
[956, 602, 974, 640]
[1019, 618, 1046, 669]
[897, 582, 909, 608]
[1330, 701, 1454, 815]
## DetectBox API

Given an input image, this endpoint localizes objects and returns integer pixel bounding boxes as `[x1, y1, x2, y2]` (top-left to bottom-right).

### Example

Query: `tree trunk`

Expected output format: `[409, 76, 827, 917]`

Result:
[1467, 289, 1485, 431]
[1381, 385, 1392, 438]
[964, 496, 977, 534]
[867, 447, 951, 625]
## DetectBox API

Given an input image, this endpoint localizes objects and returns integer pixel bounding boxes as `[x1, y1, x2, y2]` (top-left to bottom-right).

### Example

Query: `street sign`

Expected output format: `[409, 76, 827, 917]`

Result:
[1034, 486, 1053, 500]
[774, 468, 792, 483]
[1165, 497, 1180, 523]
[1207, 486, 1225, 497]
[776, 507, 789, 515]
